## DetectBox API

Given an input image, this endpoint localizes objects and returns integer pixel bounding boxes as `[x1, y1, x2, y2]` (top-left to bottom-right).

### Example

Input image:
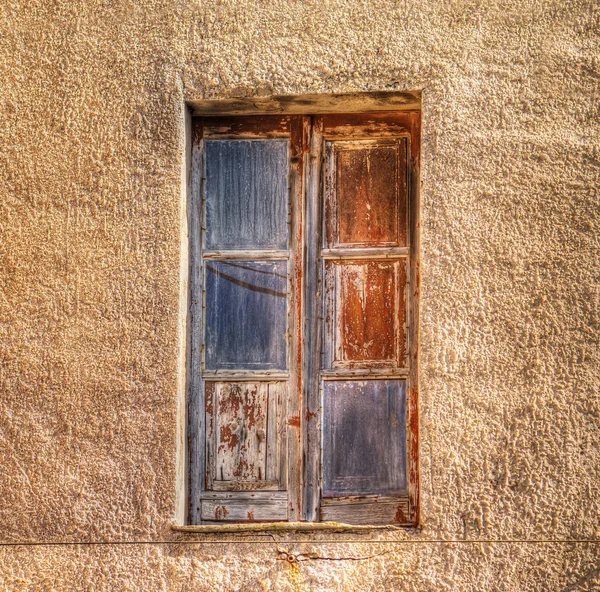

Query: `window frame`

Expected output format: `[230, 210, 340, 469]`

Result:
[186, 95, 421, 527]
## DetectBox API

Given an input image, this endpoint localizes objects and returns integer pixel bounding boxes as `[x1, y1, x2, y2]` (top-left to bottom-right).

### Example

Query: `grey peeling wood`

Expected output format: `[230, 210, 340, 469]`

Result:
[201, 491, 288, 500]
[204, 259, 288, 371]
[204, 139, 289, 250]
[276, 379, 287, 491]
[322, 127, 411, 140]
[301, 116, 324, 522]
[321, 368, 409, 379]
[201, 371, 289, 381]
[322, 381, 407, 497]
[190, 115, 307, 524]
[205, 382, 215, 492]
[188, 122, 205, 525]
[201, 498, 288, 522]
[188, 91, 421, 117]
[331, 138, 401, 150]
[203, 250, 289, 260]
[211, 481, 280, 491]
[320, 495, 409, 505]
[320, 498, 410, 526]
[266, 382, 278, 482]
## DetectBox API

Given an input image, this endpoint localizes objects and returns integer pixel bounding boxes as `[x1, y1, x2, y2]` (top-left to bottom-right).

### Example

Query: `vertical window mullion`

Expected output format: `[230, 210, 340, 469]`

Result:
[301, 116, 324, 521]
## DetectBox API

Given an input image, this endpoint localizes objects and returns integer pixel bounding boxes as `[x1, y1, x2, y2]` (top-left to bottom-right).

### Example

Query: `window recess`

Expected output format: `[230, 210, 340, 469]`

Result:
[188, 107, 420, 526]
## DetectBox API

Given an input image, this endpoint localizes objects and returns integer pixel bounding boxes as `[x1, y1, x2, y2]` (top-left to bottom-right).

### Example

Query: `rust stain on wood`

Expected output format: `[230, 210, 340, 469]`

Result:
[325, 138, 407, 249]
[322, 112, 414, 138]
[192, 121, 203, 151]
[189, 91, 421, 117]
[336, 145, 402, 246]
[214, 383, 268, 482]
[218, 424, 240, 452]
[339, 261, 396, 363]
[393, 504, 408, 525]
[206, 381, 286, 492]
[325, 259, 406, 368]
[205, 383, 214, 416]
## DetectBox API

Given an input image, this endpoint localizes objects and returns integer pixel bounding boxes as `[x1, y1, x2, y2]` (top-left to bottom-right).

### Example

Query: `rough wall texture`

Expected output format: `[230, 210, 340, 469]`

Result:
[1, 0, 599, 589]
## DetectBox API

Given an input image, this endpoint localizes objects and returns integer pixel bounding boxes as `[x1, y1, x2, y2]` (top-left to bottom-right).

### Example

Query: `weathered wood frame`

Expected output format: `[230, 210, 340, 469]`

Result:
[187, 95, 420, 527]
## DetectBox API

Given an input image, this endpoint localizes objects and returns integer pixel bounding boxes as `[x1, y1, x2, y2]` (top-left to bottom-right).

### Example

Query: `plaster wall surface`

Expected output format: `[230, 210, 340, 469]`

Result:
[0, 0, 599, 589]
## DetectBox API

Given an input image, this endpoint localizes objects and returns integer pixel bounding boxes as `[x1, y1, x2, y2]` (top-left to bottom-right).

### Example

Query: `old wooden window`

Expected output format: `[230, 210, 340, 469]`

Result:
[188, 106, 420, 526]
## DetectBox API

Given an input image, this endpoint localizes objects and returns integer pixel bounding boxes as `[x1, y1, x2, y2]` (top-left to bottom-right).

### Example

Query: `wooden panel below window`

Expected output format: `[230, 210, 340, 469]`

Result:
[320, 496, 410, 526]
[201, 497, 288, 522]
[206, 382, 286, 491]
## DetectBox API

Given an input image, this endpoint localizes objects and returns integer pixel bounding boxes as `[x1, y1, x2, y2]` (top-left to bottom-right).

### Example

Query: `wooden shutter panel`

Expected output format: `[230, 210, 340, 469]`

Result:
[188, 116, 307, 523]
[311, 114, 417, 525]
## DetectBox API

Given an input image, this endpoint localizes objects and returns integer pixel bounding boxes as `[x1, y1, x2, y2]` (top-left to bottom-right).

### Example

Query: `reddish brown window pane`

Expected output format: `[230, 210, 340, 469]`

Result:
[324, 259, 406, 368]
[325, 139, 407, 248]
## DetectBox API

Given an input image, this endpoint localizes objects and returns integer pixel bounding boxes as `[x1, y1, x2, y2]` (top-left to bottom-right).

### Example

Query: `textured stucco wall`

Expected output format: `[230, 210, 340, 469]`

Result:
[1, 0, 599, 589]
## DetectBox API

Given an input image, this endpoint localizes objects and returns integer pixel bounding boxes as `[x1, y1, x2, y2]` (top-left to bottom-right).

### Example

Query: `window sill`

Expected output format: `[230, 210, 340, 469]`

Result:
[172, 521, 402, 534]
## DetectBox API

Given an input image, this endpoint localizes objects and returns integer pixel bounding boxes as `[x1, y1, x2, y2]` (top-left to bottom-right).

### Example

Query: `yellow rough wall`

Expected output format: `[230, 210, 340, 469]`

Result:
[1, 0, 599, 589]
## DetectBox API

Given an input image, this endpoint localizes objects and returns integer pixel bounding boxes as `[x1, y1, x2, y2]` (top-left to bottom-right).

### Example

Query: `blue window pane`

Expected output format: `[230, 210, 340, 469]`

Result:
[205, 140, 289, 250]
[205, 261, 288, 370]
[322, 380, 407, 497]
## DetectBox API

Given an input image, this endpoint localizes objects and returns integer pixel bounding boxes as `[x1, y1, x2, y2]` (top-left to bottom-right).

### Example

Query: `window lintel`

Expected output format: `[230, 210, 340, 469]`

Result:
[187, 90, 421, 117]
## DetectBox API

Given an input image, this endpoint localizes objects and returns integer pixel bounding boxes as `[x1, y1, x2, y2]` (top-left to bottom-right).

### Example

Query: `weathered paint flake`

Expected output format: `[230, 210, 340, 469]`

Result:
[325, 138, 407, 248]
[206, 381, 286, 491]
[324, 259, 406, 368]
[215, 383, 267, 482]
